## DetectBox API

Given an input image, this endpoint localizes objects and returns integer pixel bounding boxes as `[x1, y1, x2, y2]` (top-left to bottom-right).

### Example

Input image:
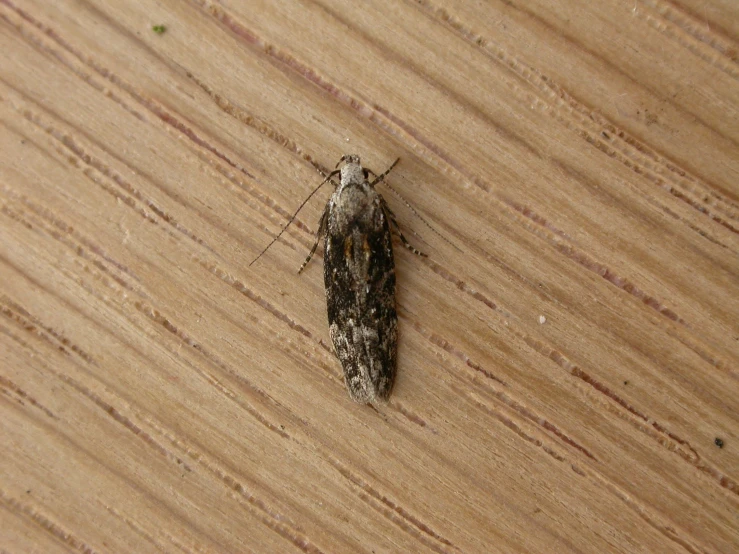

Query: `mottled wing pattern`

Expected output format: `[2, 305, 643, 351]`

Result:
[324, 201, 397, 403]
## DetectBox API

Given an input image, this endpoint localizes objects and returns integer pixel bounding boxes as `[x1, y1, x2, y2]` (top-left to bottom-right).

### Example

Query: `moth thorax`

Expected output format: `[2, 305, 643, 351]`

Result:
[340, 162, 365, 185]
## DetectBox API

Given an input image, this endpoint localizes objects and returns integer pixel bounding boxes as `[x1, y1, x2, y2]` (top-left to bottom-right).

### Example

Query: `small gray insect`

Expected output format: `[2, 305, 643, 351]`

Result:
[252, 155, 425, 403]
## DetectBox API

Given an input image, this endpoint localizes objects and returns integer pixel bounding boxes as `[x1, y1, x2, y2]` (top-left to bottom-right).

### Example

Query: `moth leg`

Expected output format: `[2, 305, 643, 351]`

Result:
[298, 206, 329, 274]
[381, 199, 427, 258]
[315, 167, 342, 189]
[368, 158, 400, 186]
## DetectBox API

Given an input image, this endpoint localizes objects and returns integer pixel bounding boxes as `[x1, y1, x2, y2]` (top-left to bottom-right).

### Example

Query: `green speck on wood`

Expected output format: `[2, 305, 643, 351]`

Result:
[152, 25, 166, 35]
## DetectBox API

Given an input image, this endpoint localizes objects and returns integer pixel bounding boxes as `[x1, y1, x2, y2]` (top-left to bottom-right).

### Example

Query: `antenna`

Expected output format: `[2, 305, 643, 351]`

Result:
[249, 168, 340, 267]
[383, 180, 463, 253]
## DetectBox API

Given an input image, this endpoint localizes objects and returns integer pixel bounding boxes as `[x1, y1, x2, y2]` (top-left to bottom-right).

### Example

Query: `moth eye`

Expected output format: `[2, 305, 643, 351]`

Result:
[363, 169, 369, 179]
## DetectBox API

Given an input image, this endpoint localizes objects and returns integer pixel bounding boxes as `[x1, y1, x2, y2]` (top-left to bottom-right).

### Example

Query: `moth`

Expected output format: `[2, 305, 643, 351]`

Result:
[252, 155, 425, 403]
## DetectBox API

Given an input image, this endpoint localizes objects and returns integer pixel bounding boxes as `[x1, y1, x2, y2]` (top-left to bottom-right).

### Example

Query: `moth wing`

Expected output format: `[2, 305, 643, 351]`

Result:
[324, 203, 397, 403]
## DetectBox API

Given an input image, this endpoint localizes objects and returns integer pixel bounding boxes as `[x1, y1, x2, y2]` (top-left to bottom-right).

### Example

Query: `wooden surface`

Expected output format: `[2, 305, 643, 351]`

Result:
[1, 0, 738, 552]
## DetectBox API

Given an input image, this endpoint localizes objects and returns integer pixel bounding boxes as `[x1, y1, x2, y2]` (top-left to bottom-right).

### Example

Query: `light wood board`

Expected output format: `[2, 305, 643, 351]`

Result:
[1, 0, 738, 552]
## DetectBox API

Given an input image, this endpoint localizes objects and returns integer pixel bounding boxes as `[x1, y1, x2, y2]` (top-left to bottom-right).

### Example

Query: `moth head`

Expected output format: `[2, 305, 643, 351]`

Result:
[336, 154, 361, 168]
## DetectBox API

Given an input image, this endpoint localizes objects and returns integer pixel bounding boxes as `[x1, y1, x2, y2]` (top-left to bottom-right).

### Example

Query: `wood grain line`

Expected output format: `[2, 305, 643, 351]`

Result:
[0, 488, 99, 554]
[1, 290, 330, 552]
[638, 0, 739, 78]
[97, 502, 200, 554]
[408, 0, 738, 218]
